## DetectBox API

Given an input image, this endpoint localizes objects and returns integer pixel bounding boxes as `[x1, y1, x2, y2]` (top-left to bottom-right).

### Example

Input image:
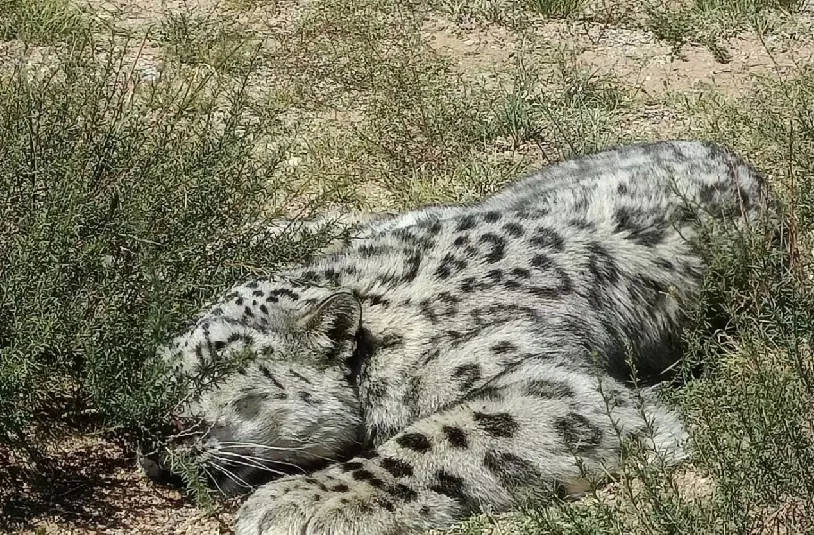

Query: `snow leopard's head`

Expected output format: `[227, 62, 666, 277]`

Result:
[140, 278, 365, 494]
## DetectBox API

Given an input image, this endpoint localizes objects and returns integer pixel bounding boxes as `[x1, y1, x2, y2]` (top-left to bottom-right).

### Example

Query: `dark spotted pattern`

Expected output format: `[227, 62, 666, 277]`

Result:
[456, 215, 477, 231]
[464, 385, 504, 402]
[386, 483, 418, 502]
[435, 253, 468, 280]
[380, 458, 414, 478]
[429, 471, 474, 510]
[483, 211, 502, 222]
[478, 233, 506, 263]
[452, 364, 481, 391]
[352, 469, 383, 487]
[503, 222, 524, 237]
[442, 426, 469, 449]
[483, 450, 543, 492]
[524, 379, 573, 398]
[490, 341, 516, 355]
[473, 412, 519, 438]
[396, 433, 432, 452]
[554, 412, 604, 451]
[529, 227, 564, 251]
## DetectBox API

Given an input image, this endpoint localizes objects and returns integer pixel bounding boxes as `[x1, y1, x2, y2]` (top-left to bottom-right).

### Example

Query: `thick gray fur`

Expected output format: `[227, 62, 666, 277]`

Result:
[156, 141, 771, 535]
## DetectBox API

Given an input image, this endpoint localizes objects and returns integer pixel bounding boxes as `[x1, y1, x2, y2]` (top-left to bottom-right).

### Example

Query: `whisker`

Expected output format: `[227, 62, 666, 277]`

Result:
[214, 450, 283, 465]
[287, 435, 366, 448]
[203, 466, 228, 497]
[218, 442, 311, 451]
[209, 460, 254, 490]
[266, 459, 306, 473]
[219, 451, 307, 474]
[214, 454, 289, 477]
[169, 429, 204, 441]
[216, 441, 341, 463]
[293, 451, 342, 463]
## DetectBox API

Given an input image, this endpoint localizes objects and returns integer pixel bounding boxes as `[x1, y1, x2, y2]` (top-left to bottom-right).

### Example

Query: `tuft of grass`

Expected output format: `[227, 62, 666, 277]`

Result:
[504, 51, 628, 162]
[694, 0, 805, 16]
[0, 0, 91, 44]
[430, 0, 530, 27]
[523, 0, 584, 18]
[644, 3, 697, 55]
[158, 9, 258, 72]
[643, 0, 805, 61]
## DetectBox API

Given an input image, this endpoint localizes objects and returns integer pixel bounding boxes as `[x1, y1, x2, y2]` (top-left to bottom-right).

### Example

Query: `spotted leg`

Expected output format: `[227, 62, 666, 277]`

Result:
[234, 362, 685, 535]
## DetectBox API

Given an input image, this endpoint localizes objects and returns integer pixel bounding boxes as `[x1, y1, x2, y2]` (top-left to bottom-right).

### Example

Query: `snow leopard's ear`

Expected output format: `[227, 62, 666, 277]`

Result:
[297, 290, 362, 356]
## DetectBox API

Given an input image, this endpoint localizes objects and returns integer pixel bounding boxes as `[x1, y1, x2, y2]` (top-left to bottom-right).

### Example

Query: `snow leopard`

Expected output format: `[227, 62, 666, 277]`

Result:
[143, 140, 772, 535]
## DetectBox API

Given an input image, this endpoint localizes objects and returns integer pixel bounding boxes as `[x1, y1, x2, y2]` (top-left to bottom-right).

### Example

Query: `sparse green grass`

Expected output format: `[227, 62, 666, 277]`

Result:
[643, 0, 805, 61]
[225, 0, 280, 10]
[159, 9, 258, 72]
[645, 3, 697, 55]
[0, 0, 91, 44]
[260, 0, 629, 207]
[694, 0, 805, 16]
[431, 0, 586, 25]
[523, 0, 584, 18]
[431, 0, 530, 26]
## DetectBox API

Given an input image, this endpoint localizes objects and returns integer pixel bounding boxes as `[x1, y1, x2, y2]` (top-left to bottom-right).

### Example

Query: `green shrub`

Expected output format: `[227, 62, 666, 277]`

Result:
[0, 37, 329, 455]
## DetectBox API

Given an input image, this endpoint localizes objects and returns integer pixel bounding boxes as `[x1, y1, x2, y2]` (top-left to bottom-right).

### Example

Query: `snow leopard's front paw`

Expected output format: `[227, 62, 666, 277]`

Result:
[234, 463, 431, 535]
[234, 475, 316, 535]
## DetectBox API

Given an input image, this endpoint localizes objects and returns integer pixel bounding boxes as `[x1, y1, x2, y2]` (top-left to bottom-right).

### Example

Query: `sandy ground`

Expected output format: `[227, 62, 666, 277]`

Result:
[2, 435, 236, 534]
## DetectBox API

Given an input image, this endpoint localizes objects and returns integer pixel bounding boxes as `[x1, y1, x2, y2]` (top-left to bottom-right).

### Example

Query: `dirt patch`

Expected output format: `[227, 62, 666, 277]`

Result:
[579, 30, 814, 97]
[0, 40, 62, 76]
[82, 0, 222, 33]
[2, 435, 237, 535]
[423, 14, 517, 84]
[423, 12, 814, 100]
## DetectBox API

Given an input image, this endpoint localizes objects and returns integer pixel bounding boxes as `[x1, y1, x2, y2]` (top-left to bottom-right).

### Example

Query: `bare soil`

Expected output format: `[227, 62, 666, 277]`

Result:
[2, 436, 237, 534]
